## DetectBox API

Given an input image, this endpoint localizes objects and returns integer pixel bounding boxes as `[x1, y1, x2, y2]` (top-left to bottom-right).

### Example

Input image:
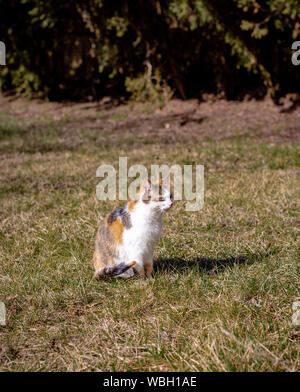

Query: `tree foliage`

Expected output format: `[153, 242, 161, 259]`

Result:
[0, 0, 299, 102]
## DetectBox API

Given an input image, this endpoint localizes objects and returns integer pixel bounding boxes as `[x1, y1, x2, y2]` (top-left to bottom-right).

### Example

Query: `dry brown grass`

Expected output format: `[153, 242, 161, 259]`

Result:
[0, 96, 299, 371]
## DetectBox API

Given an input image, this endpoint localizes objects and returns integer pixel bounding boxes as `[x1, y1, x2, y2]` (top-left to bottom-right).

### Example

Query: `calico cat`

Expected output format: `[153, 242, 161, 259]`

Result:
[93, 179, 173, 279]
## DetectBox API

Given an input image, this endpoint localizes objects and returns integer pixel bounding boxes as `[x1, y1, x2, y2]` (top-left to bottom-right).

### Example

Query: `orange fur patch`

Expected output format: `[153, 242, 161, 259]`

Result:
[128, 200, 137, 211]
[136, 185, 143, 198]
[110, 218, 124, 244]
[108, 256, 116, 265]
[93, 248, 106, 270]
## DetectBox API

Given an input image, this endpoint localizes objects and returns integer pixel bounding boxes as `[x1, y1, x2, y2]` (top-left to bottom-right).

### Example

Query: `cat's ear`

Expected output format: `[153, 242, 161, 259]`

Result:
[151, 177, 163, 186]
[141, 179, 152, 201]
[156, 174, 170, 187]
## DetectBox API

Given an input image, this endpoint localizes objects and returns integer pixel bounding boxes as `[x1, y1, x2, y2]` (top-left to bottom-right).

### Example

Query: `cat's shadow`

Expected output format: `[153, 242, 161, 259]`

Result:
[154, 253, 269, 275]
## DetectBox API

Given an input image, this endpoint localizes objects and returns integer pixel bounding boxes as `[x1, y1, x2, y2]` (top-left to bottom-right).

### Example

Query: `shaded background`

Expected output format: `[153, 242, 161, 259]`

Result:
[0, 0, 299, 103]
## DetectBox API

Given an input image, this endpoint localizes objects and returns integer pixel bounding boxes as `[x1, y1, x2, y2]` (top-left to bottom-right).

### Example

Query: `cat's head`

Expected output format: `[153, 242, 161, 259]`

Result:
[138, 179, 173, 212]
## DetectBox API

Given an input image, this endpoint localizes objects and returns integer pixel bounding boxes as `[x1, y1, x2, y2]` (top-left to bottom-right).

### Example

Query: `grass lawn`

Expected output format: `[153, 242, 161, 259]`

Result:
[0, 97, 299, 371]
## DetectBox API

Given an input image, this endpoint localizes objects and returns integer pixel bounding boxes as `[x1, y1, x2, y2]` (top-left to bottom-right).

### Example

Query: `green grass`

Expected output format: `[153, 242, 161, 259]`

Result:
[0, 102, 299, 371]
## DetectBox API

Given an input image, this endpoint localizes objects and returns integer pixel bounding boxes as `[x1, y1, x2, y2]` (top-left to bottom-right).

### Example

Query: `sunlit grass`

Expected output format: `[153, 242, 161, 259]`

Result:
[0, 103, 299, 371]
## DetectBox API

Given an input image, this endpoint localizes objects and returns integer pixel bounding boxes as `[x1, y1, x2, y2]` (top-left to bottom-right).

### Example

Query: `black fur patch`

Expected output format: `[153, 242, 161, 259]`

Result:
[107, 206, 132, 229]
[104, 262, 133, 276]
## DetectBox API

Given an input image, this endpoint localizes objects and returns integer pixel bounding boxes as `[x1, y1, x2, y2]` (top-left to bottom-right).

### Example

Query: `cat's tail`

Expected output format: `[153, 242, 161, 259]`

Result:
[94, 261, 136, 279]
